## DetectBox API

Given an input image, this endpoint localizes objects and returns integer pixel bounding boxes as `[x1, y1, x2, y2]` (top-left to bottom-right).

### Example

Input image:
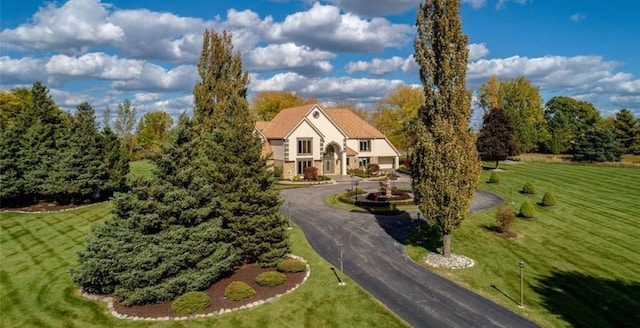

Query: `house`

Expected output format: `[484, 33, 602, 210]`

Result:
[255, 103, 400, 180]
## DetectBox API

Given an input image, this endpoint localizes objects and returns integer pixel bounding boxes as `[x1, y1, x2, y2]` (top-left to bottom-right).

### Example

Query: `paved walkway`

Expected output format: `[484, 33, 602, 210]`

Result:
[280, 180, 538, 328]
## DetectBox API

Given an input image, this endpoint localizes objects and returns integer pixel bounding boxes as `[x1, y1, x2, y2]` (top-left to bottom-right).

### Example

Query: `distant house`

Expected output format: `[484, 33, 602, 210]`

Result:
[255, 103, 400, 180]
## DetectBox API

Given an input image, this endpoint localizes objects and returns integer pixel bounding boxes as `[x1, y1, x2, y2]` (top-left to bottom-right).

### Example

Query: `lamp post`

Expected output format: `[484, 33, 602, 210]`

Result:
[519, 259, 525, 307]
[354, 180, 360, 203]
[416, 211, 421, 236]
[338, 243, 345, 285]
[350, 173, 354, 192]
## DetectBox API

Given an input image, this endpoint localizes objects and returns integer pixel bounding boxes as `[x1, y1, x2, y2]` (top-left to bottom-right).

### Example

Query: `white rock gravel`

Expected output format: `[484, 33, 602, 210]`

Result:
[424, 253, 475, 269]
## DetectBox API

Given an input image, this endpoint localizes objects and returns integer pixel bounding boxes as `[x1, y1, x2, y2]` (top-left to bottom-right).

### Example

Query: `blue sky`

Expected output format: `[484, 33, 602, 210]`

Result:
[1, 0, 639, 125]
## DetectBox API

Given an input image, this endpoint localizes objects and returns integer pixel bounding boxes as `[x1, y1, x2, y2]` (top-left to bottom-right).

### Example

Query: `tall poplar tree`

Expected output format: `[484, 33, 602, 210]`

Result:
[194, 29, 289, 265]
[411, 0, 481, 258]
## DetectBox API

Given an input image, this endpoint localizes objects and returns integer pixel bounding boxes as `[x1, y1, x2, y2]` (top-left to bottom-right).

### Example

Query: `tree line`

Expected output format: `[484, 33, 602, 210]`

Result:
[0, 82, 128, 205]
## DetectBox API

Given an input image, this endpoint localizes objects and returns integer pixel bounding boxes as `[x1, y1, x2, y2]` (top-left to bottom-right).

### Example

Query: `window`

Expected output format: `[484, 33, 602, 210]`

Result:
[359, 139, 371, 152]
[297, 159, 313, 175]
[298, 139, 312, 155]
[358, 157, 370, 169]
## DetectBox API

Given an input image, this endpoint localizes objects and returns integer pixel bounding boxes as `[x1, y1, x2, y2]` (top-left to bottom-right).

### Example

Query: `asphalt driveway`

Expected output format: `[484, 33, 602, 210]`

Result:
[280, 180, 538, 328]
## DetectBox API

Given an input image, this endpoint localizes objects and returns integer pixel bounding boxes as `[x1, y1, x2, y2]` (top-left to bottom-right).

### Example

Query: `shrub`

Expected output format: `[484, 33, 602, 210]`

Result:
[277, 258, 306, 273]
[255, 271, 286, 287]
[224, 281, 256, 301]
[368, 163, 380, 176]
[272, 165, 283, 178]
[521, 181, 536, 194]
[171, 291, 211, 315]
[519, 199, 536, 218]
[488, 171, 501, 184]
[541, 191, 557, 206]
[303, 166, 318, 181]
[495, 205, 515, 233]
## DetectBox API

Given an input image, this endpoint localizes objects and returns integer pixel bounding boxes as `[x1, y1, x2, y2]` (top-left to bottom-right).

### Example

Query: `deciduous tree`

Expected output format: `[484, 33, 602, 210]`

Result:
[371, 85, 424, 153]
[411, 0, 481, 258]
[114, 99, 136, 155]
[135, 110, 173, 156]
[250, 91, 316, 121]
[544, 96, 600, 154]
[476, 107, 518, 168]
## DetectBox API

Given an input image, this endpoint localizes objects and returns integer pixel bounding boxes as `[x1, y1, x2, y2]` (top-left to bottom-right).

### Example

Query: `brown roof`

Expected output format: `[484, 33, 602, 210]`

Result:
[256, 104, 316, 139]
[254, 104, 385, 139]
[325, 107, 385, 138]
[345, 146, 358, 156]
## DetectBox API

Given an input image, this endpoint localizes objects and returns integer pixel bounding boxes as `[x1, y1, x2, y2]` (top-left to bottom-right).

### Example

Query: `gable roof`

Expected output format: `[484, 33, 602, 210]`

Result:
[255, 103, 385, 140]
[325, 107, 385, 138]
[255, 103, 316, 139]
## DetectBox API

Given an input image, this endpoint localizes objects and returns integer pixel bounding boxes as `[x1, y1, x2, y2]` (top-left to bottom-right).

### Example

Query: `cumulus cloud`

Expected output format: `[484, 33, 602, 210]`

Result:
[46, 53, 145, 80]
[269, 3, 412, 52]
[346, 56, 406, 75]
[111, 64, 198, 92]
[462, 0, 488, 9]
[134, 92, 163, 103]
[0, 0, 123, 54]
[0, 56, 49, 85]
[468, 43, 489, 61]
[243, 43, 335, 75]
[570, 13, 587, 22]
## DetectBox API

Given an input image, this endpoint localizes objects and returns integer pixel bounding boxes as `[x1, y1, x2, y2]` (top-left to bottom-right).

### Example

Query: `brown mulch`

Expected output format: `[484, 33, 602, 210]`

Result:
[0, 200, 106, 213]
[111, 264, 306, 318]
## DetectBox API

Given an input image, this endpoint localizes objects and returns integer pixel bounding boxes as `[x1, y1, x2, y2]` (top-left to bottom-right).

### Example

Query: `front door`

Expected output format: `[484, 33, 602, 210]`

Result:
[324, 146, 335, 174]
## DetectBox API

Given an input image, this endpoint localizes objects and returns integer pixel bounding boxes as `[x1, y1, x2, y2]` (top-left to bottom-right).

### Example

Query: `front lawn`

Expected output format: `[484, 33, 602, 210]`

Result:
[406, 162, 640, 327]
[0, 203, 407, 327]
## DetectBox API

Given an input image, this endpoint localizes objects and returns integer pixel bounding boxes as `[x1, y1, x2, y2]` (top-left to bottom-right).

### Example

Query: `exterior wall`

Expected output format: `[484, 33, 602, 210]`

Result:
[287, 120, 323, 161]
[270, 139, 284, 161]
[347, 138, 399, 170]
[283, 161, 296, 180]
[304, 107, 345, 152]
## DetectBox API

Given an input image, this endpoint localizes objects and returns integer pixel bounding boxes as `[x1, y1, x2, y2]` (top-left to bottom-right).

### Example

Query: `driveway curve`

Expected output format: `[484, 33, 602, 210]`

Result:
[280, 180, 537, 328]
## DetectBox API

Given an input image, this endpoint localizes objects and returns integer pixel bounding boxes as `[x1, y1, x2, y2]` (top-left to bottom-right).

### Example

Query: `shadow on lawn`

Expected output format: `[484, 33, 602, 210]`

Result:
[533, 270, 640, 328]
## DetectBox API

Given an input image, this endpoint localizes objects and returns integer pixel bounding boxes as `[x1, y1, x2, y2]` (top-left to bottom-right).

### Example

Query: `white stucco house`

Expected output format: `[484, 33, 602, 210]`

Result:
[255, 103, 400, 180]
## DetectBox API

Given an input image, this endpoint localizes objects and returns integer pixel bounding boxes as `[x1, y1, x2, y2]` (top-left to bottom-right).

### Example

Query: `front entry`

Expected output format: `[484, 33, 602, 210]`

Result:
[324, 146, 335, 174]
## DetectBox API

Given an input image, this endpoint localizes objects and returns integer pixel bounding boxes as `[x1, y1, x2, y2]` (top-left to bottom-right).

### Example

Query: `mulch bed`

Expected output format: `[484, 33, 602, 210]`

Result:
[111, 264, 306, 318]
[0, 200, 106, 212]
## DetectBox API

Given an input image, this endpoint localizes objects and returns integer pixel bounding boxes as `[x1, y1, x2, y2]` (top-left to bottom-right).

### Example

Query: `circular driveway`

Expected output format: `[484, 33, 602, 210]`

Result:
[280, 180, 537, 328]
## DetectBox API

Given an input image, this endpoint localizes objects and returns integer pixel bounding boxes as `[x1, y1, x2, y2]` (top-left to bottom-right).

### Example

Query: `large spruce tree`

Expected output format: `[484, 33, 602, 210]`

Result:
[411, 0, 481, 257]
[194, 29, 289, 265]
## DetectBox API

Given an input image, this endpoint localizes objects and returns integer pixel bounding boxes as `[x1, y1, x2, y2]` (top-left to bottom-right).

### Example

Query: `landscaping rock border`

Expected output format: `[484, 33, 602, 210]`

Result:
[423, 253, 475, 269]
[79, 254, 311, 321]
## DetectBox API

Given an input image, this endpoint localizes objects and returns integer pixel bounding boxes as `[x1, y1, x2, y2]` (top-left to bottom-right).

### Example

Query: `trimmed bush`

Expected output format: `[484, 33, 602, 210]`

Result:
[521, 181, 537, 194]
[277, 258, 306, 273]
[171, 291, 211, 315]
[541, 191, 557, 206]
[368, 163, 380, 176]
[256, 271, 286, 287]
[495, 205, 516, 233]
[224, 281, 256, 301]
[519, 199, 536, 218]
[488, 171, 501, 184]
[303, 166, 318, 181]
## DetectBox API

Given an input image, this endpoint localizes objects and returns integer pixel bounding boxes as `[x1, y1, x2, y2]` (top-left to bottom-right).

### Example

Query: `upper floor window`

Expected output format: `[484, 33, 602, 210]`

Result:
[359, 139, 371, 152]
[298, 138, 312, 155]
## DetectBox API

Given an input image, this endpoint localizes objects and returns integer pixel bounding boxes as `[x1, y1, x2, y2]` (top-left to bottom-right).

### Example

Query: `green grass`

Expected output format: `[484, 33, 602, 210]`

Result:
[128, 160, 155, 178]
[0, 202, 408, 327]
[406, 162, 640, 327]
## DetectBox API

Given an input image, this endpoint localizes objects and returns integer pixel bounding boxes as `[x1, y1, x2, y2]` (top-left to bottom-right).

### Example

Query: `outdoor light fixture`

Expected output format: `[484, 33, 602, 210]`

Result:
[354, 179, 360, 202]
[519, 259, 525, 307]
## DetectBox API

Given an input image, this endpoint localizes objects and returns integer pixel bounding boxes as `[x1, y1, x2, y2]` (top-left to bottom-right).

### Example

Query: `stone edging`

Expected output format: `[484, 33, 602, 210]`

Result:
[1, 201, 109, 214]
[79, 254, 311, 321]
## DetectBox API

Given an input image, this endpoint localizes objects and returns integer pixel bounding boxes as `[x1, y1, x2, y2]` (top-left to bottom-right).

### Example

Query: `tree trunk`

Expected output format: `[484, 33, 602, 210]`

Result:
[442, 233, 451, 257]
[495, 160, 499, 169]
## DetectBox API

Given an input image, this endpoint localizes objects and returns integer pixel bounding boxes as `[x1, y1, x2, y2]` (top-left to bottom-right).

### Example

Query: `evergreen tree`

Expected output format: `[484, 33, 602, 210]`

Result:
[0, 90, 30, 201]
[477, 107, 518, 168]
[101, 126, 129, 195]
[411, 0, 481, 257]
[19, 82, 66, 200]
[613, 109, 640, 154]
[71, 115, 236, 305]
[53, 102, 108, 203]
[544, 96, 600, 154]
[573, 124, 624, 162]
[194, 29, 289, 265]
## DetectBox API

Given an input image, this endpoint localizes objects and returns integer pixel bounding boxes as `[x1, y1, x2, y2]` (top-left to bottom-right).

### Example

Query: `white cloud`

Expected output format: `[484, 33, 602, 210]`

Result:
[462, 0, 488, 9]
[270, 3, 412, 52]
[111, 64, 198, 92]
[243, 43, 335, 75]
[346, 56, 406, 75]
[468, 43, 489, 61]
[0, 0, 123, 54]
[134, 92, 163, 103]
[150, 95, 194, 117]
[570, 13, 587, 22]
[46, 53, 145, 80]
[0, 56, 48, 85]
